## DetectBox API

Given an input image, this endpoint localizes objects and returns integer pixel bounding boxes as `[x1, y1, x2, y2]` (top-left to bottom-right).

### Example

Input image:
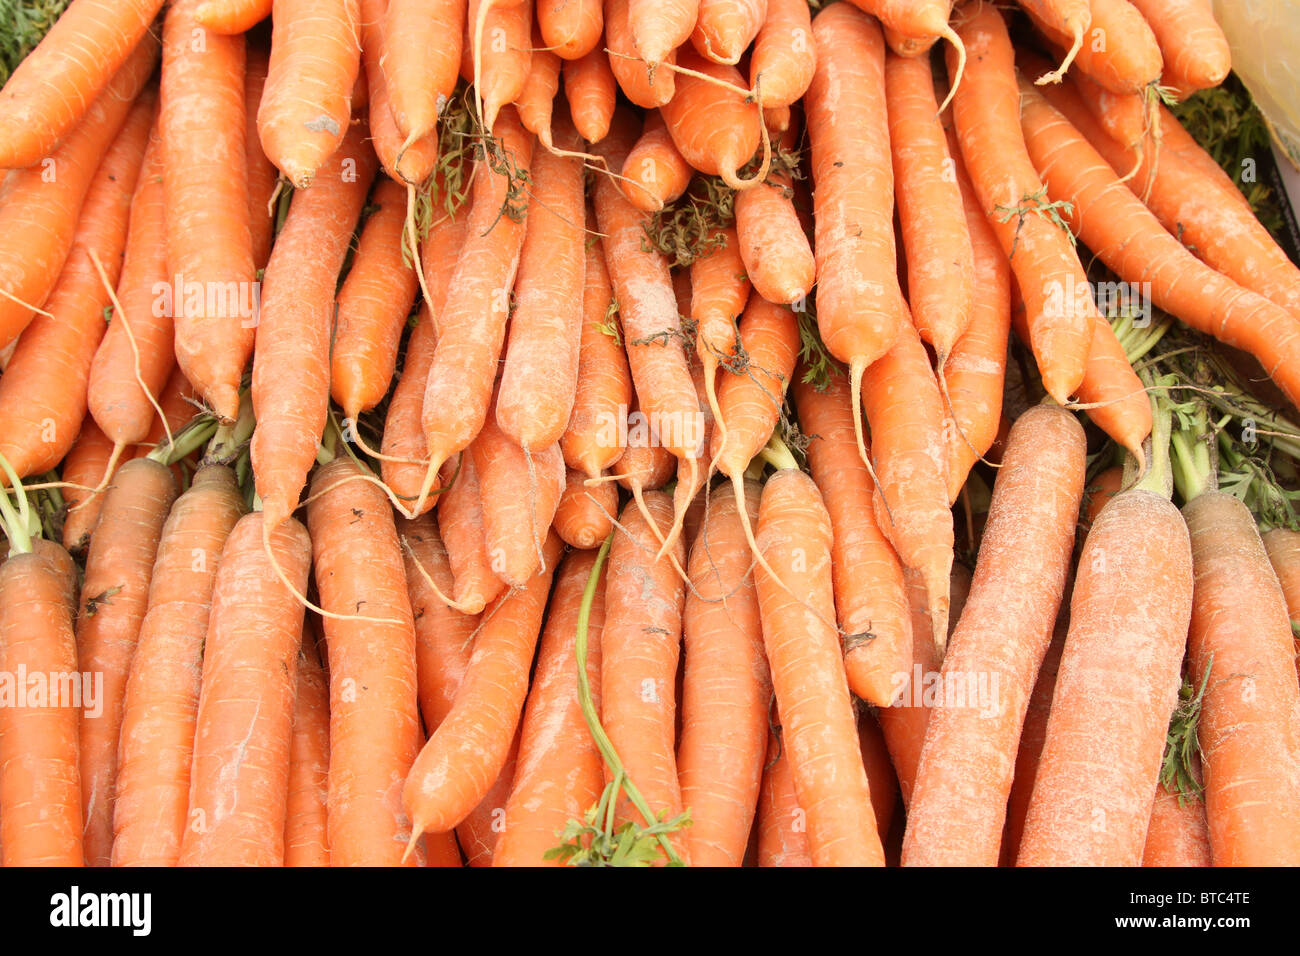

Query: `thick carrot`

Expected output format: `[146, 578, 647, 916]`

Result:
[605, 0, 676, 109]
[284, 631, 331, 867]
[563, 47, 617, 143]
[794, 371, 912, 709]
[383, 0, 465, 145]
[1129, 0, 1228, 92]
[756, 729, 811, 867]
[0, 539, 83, 866]
[0, 90, 152, 478]
[178, 513, 312, 866]
[251, 123, 377, 531]
[162, 0, 254, 424]
[692, 0, 767, 66]
[361, 4, 439, 184]
[112, 464, 244, 868]
[307, 457, 423, 866]
[1018, 491, 1194, 866]
[196, 0, 272, 33]
[620, 112, 693, 212]
[493, 548, 608, 866]
[0, 0, 164, 168]
[1029, 0, 1163, 95]
[0, 38, 157, 350]
[628, 0, 696, 66]
[1183, 491, 1300, 865]
[538, 0, 603, 59]
[497, 137, 586, 451]
[755, 467, 885, 866]
[902, 404, 1086, 866]
[403, 533, 563, 840]
[257, 0, 362, 187]
[331, 176, 419, 420]
[949, 2, 1096, 404]
[554, 467, 618, 549]
[749, 0, 816, 109]
[660, 50, 762, 190]
[465, 0, 533, 132]
[677, 480, 769, 866]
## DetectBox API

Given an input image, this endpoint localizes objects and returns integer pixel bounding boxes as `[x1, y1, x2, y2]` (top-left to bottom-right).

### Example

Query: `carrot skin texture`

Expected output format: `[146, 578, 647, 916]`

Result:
[563, 48, 617, 144]
[1143, 783, 1212, 867]
[196, 0, 273, 33]
[383, 0, 466, 142]
[1262, 528, 1300, 682]
[903, 404, 1086, 866]
[59, 419, 120, 554]
[112, 465, 244, 868]
[284, 634, 331, 868]
[756, 730, 812, 867]
[1183, 492, 1300, 866]
[1128, 0, 1229, 92]
[750, 0, 817, 109]
[179, 514, 312, 866]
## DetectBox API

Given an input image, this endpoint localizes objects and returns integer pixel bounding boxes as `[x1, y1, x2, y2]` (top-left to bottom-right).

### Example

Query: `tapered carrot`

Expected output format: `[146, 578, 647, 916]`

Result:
[734, 126, 814, 306]
[0, 38, 158, 351]
[805, 3, 903, 431]
[88, 131, 174, 449]
[403, 533, 563, 841]
[949, 2, 1096, 405]
[497, 134, 586, 451]
[1183, 492, 1300, 866]
[494, 548, 608, 866]
[756, 466, 885, 867]
[605, 0, 676, 109]
[1128, 0, 1228, 94]
[284, 631, 331, 867]
[308, 457, 423, 866]
[628, 0, 697, 66]
[111, 464, 244, 868]
[0, 90, 152, 479]
[415, 109, 534, 513]
[903, 404, 1086, 866]
[359, 0, 440, 185]
[749, 0, 816, 108]
[756, 730, 811, 867]
[845, 0, 965, 107]
[689, 227, 750, 456]
[178, 513, 311, 866]
[692, 0, 766, 66]
[251, 124, 377, 531]
[0, 0, 164, 168]
[59, 419, 119, 554]
[258, 0, 361, 187]
[1014, 0, 1091, 83]
[794, 371, 912, 709]
[457, 730, 519, 865]
[554, 468, 618, 548]
[196, 0, 272, 32]
[383, 0, 465, 146]
[620, 112, 693, 212]
[600, 493, 689, 861]
[538, 0, 603, 59]
[466, 0, 533, 132]
[563, 48, 617, 143]
[0, 537, 83, 866]
[331, 176, 420, 420]
[1018, 491, 1194, 866]
[677, 480, 769, 866]
[398, 512, 478, 731]
[1028, 0, 1163, 95]
[516, 40, 562, 147]
[660, 50, 763, 190]
[436, 453, 506, 614]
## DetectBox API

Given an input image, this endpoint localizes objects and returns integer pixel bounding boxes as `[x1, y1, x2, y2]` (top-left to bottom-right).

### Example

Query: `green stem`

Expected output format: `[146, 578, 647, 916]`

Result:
[148, 415, 218, 466]
[1130, 368, 1174, 498]
[203, 391, 255, 466]
[1169, 399, 1216, 503]
[756, 432, 799, 473]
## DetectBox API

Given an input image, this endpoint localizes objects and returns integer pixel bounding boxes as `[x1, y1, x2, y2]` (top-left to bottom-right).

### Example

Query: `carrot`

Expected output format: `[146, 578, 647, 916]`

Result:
[403, 533, 563, 841]
[677, 480, 769, 866]
[257, 0, 361, 187]
[1014, 0, 1091, 84]
[1028, 0, 1163, 96]
[161, 0, 255, 424]
[88, 130, 174, 449]
[692, 0, 767, 66]
[749, 0, 816, 109]
[1018, 490, 1194, 866]
[689, 227, 750, 452]
[74, 458, 177, 867]
[0, 38, 158, 351]
[627, 0, 696, 67]
[1183, 491, 1300, 865]
[1128, 0, 1228, 93]
[243, 45, 279, 270]
[1143, 779, 1212, 867]
[794, 371, 912, 709]
[756, 729, 811, 867]
[620, 112, 693, 212]
[563, 47, 617, 143]
[538, 0, 603, 59]
[493, 548, 608, 865]
[59, 419, 119, 554]
[496, 134, 586, 451]
[471, 410, 566, 588]
[398, 512, 477, 732]
[1000, 629, 1065, 867]
[902, 404, 1086, 866]
[383, 0, 465, 146]
[600, 492, 689, 861]
[195, 0, 272, 33]
[858, 711, 900, 843]
[331, 176, 420, 420]
[886, 50, 974, 364]
[359, 0, 438, 185]
[1018, 82, 1300, 411]
[307, 457, 423, 866]
[612, 397, 678, 517]
[0, 536, 83, 866]
[435, 453, 507, 614]
[733, 126, 814, 306]
[605, 0, 676, 109]
[178, 512, 311, 866]
[0, 90, 152, 479]
[939, 121, 1012, 501]
[112, 463, 244, 868]
[845, 0, 965, 107]
[755, 466, 885, 866]
[251, 124, 377, 531]
[0, 0, 164, 169]
[660, 50, 763, 191]
[554, 468, 618, 549]
[414, 109, 534, 512]
[1262, 528, 1300, 681]
[805, 3, 904, 434]
[456, 730, 519, 865]
[284, 630, 331, 867]
[515, 39, 562, 146]
[860, 315, 954, 654]
[466, 0, 533, 132]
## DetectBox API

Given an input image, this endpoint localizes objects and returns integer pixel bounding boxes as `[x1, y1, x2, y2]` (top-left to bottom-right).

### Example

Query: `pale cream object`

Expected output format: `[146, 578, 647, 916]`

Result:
[1212, 0, 1300, 168]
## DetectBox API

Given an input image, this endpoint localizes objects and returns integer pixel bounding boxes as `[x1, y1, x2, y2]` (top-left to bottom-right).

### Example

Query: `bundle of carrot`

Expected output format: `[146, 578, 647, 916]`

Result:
[0, 0, 1297, 868]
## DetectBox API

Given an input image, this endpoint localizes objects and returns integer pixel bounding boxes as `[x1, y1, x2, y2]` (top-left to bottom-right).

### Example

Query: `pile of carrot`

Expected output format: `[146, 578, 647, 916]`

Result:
[0, 0, 1298, 868]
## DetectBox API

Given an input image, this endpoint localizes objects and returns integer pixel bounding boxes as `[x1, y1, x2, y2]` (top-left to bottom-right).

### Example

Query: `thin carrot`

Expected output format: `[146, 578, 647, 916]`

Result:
[435, 453, 507, 614]
[1000, 628, 1065, 867]
[195, 0, 272, 33]
[845, 0, 965, 108]
[1261, 528, 1300, 682]
[466, 0, 533, 132]
[59, 419, 119, 554]
[284, 630, 331, 867]
[756, 730, 811, 867]
[734, 125, 815, 307]
[244, 44, 279, 270]
[563, 47, 617, 144]
[858, 711, 900, 844]
[456, 729, 519, 865]
[1143, 777, 1212, 867]
[1014, 0, 1091, 84]
[1028, 0, 1163, 95]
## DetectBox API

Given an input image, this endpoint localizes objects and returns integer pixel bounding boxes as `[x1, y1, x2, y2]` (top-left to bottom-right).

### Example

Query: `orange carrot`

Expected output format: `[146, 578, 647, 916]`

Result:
[456, 730, 519, 865]
[749, 0, 816, 108]
[554, 467, 617, 549]
[538, 0, 603, 59]
[605, 0, 676, 109]
[1028, 0, 1163, 95]
[629, 0, 697, 66]
[283, 629, 331, 867]
[1262, 528, 1300, 682]
[619, 111, 693, 212]
[59, 419, 120, 554]
[383, 0, 465, 145]
[563, 47, 617, 143]
[466, 0, 533, 132]
[660, 50, 762, 190]
[1000, 628, 1065, 867]
[1013, 0, 1091, 84]
[435, 453, 507, 614]
[1143, 779, 1212, 867]
[692, 0, 767, 66]
[1128, 0, 1229, 94]
[756, 729, 811, 867]
[195, 0, 272, 33]
[734, 125, 814, 306]
[244, 45, 279, 270]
